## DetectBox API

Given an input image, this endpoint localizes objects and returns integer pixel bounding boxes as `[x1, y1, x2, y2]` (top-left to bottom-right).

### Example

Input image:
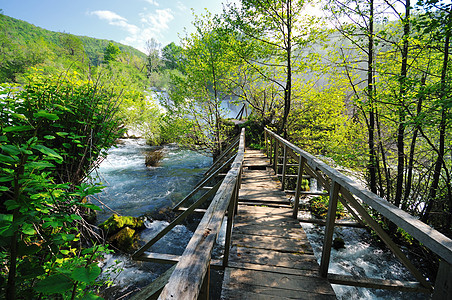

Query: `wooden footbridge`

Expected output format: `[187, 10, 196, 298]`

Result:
[130, 128, 452, 300]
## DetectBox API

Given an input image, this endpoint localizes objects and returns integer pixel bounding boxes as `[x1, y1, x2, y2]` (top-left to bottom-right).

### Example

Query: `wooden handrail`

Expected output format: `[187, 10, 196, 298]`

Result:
[264, 128, 452, 265]
[158, 128, 246, 300]
[264, 128, 452, 297]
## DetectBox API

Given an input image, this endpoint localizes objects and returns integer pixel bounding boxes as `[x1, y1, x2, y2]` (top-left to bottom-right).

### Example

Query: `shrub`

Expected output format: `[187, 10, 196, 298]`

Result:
[0, 70, 124, 299]
[145, 149, 164, 167]
[309, 195, 346, 219]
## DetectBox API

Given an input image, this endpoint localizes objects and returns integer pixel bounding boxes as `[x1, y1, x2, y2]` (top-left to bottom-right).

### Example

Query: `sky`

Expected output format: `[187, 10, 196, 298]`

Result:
[0, 0, 239, 53]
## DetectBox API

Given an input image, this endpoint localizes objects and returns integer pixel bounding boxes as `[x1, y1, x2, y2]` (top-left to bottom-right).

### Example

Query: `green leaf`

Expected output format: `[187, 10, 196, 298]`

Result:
[81, 292, 104, 300]
[33, 110, 59, 121]
[44, 135, 56, 140]
[27, 161, 55, 170]
[34, 274, 73, 294]
[0, 176, 13, 183]
[21, 223, 36, 235]
[17, 241, 41, 255]
[2, 125, 34, 132]
[32, 145, 63, 162]
[0, 154, 19, 163]
[56, 132, 69, 137]
[71, 266, 101, 284]
[0, 145, 20, 155]
[4, 200, 20, 210]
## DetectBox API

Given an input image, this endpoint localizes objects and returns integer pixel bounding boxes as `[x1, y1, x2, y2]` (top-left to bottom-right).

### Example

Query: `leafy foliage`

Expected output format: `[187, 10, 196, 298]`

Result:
[0, 71, 124, 299]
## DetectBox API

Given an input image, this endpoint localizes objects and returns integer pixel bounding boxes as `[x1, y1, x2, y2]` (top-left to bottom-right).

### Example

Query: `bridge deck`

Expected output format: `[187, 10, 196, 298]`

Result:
[221, 149, 336, 299]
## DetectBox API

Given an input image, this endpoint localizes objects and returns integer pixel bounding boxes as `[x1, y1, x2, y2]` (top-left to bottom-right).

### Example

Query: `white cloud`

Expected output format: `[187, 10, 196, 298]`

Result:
[89, 10, 139, 35]
[140, 9, 174, 32]
[144, 0, 160, 6]
[88, 8, 174, 53]
[176, 1, 188, 12]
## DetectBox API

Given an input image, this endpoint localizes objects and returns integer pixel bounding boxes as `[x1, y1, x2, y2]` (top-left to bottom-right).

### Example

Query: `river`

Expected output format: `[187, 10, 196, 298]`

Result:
[94, 140, 429, 299]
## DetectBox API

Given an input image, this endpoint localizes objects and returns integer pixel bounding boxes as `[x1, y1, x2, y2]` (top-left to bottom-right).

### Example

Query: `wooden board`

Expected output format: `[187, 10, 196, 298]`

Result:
[222, 148, 336, 299]
[222, 268, 336, 299]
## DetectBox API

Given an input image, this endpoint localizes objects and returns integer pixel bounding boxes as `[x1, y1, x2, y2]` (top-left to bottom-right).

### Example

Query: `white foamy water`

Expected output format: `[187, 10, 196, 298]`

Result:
[300, 222, 428, 299]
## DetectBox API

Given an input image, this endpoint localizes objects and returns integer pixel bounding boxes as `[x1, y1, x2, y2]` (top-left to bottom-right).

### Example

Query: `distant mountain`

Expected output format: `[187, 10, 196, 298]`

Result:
[0, 13, 146, 66]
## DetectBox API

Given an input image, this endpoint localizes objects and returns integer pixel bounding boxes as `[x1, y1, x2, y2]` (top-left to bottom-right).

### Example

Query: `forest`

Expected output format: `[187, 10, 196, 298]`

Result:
[0, 0, 451, 298]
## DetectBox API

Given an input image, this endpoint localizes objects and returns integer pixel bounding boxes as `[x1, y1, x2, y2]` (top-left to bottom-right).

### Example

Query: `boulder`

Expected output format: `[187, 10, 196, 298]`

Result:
[108, 227, 137, 252]
[99, 214, 145, 236]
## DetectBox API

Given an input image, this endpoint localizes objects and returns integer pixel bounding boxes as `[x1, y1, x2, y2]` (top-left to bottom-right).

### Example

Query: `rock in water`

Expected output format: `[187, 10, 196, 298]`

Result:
[99, 214, 145, 235]
[333, 237, 345, 250]
[108, 227, 137, 252]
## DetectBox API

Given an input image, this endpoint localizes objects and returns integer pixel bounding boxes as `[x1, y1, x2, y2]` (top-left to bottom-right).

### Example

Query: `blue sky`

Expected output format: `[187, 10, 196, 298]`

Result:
[0, 0, 238, 53]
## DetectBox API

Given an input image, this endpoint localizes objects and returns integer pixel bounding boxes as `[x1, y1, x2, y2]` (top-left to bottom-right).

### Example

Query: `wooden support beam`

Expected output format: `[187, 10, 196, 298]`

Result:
[339, 186, 431, 289]
[133, 181, 222, 260]
[433, 260, 452, 299]
[292, 156, 306, 218]
[204, 137, 239, 178]
[130, 265, 177, 300]
[297, 217, 365, 228]
[272, 139, 278, 172]
[281, 144, 288, 191]
[327, 274, 431, 294]
[176, 208, 208, 214]
[285, 190, 328, 196]
[172, 155, 234, 211]
[320, 181, 340, 277]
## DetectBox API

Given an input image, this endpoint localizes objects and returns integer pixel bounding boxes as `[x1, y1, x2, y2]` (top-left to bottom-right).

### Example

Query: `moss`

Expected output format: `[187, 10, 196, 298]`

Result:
[99, 214, 145, 236]
[108, 227, 137, 252]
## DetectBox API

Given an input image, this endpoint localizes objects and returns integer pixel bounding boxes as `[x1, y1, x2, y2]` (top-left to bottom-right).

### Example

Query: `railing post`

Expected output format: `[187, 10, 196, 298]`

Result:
[273, 139, 278, 173]
[269, 134, 273, 165]
[281, 145, 288, 191]
[432, 260, 452, 299]
[198, 264, 210, 300]
[320, 181, 340, 278]
[264, 130, 268, 158]
[292, 156, 306, 218]
[224, 182, 238, 267]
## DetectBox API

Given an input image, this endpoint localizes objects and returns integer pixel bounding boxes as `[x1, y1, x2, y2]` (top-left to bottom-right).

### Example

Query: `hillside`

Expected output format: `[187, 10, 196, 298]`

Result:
[0, 13, 146, 66]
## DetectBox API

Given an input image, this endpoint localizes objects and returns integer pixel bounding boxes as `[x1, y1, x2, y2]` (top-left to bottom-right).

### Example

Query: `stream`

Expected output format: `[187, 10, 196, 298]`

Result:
[94, 140, 429, 299]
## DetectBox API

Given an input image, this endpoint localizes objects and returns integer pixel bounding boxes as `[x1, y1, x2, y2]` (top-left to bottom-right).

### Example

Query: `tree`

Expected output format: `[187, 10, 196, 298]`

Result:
[162, 42, 183, 70]
[103, 42, 121, 64]
[145, 38, 162, 74]
[168, 13, 240, 156]
[224, 0, 317, 137]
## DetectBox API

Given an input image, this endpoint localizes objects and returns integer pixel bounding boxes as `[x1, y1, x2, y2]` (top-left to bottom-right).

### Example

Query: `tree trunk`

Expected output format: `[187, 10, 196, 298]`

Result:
[280, 0, 292, 139]
[367, 0, 378, 195]
[421, 27, 450, 223]
[394, 0, 410, 208]
[402, 74, 426, 210]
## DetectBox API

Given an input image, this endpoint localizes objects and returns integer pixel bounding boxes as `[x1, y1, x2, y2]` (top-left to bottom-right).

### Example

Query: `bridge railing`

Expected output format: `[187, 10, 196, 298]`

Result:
[264, 128, 452, 299]
[156, 128, 245, 300]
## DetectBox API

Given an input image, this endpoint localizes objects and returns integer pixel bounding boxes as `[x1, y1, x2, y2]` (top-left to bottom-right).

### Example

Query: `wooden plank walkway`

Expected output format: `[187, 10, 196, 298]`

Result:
[221, 149, 336, 299]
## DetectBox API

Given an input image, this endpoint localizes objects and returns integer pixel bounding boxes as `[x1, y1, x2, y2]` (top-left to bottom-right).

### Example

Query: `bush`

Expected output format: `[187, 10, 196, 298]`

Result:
[144, 149, 164, 167]
[309, 195, 346, 219]
[0, 70, 124, 299]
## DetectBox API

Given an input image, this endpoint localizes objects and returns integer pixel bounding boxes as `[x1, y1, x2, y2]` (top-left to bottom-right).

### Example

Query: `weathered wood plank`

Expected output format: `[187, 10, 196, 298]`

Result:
[232, 233, 313, 254]
[233, 223, 308, 239]
[222, 146, 336, 299]
[221, 284, 336, 300]
[227, 261, 319, 277]
[224, 267, 336, 295]
[229, 246, 320, 270]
